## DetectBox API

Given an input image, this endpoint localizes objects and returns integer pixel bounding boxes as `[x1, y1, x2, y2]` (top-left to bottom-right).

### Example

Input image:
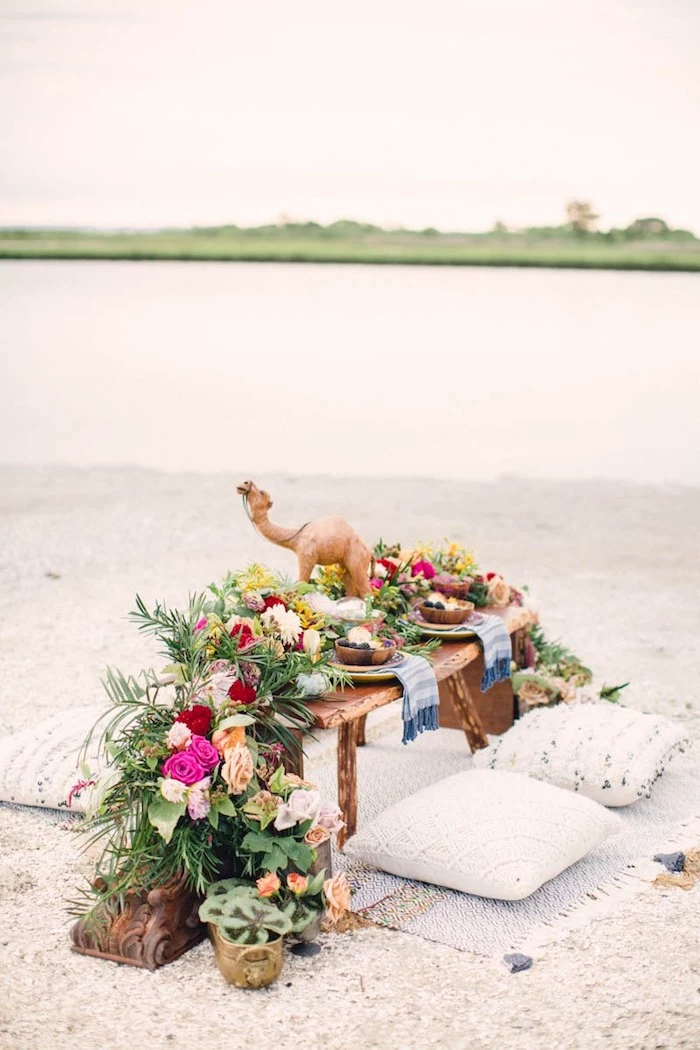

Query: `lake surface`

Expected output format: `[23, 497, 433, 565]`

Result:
[1, 260, 698, 484]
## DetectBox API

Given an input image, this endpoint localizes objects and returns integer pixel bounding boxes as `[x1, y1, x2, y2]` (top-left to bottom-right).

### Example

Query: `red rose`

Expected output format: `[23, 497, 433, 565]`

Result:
[485, 572, 499, 581]
[175, 704, 213, 736]
[228, 680, 258, 705]
[230, 622, 255, 649]
[377, 558, 399, 580]
[261, 595, 287, 612]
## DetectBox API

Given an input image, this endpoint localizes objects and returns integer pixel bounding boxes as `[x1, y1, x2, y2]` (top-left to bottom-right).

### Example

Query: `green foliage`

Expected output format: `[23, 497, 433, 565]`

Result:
[599, 682, 629, 703]
[199, 886, 293, 944]
[528, 623, 592, 685]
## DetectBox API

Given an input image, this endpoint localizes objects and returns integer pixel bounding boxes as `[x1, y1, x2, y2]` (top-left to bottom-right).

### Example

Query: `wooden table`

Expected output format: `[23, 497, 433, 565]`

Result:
[303, 604, 537, 848]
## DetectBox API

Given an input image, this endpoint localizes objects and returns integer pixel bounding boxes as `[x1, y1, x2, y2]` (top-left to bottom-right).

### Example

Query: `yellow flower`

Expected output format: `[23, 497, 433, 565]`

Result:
[235, 563, 277, 593]
[291, 597, 327, 630]
[315, 564, 346, 597]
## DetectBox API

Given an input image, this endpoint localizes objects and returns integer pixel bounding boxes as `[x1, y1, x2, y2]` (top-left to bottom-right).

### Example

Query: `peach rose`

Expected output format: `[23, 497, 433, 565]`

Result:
[517, 680, 551, 711]
[256, 872, 281, 897]
[304, 824, 331, 847]
[486, 574, 511, 607]
[211, 725, 246, 758]
[221, 743, 254, 795]
[287, 873, 308, 895]
[285, 773, 317, 790]
[323, 873, 351, 924]
[551, 676, 577, 703]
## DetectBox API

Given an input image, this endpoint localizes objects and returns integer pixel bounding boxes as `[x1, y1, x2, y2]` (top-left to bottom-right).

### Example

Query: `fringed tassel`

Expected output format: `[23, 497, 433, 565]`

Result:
[481, 655, 511, 693]
[402, 702, 440, 745]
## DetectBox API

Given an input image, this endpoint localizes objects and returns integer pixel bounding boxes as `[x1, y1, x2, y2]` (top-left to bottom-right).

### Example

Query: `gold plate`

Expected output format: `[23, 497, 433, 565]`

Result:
[328, 655, 405, 683]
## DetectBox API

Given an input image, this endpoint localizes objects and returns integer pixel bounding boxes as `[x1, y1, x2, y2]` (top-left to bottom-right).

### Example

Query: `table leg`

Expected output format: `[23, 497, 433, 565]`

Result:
[356, 714, 367, 747]
[443, 669, 489, 752]
[336, 720, 358, 850]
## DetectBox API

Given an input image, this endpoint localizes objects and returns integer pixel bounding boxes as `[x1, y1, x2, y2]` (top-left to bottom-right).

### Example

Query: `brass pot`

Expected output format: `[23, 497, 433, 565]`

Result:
[209, 924, 284, 988]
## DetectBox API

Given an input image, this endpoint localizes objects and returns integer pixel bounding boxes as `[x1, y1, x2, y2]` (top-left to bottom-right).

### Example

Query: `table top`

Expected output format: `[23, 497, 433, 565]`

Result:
[304, 604, 537, 730]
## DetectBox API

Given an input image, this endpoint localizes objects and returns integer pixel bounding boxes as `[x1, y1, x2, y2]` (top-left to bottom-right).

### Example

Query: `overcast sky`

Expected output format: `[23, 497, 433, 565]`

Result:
[1, 0, 698, 231]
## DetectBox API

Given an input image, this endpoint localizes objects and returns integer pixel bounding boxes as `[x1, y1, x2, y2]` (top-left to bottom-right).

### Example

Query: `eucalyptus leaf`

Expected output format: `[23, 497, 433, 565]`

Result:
[217, 713, 256, 730]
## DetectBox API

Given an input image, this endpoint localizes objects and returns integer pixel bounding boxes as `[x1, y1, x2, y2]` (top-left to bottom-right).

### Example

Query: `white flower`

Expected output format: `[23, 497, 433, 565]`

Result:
[165, 723, 192, 751]
[374, 563, 388, 579]
[160, 777, 188, 803]
[274, 789, 322, 830]
[303, 628, 321, 659]
[197, 669, 238, 708]
[261, 604, 301, 646]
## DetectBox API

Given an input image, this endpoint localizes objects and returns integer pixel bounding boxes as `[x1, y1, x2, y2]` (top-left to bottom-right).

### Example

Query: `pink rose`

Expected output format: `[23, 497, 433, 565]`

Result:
[273, 789, 321, 831]
[162, 751, 206, 785]
[411, 560, 436, 579]
[187, 734, 219, 772]
[317, 800, 345, 835]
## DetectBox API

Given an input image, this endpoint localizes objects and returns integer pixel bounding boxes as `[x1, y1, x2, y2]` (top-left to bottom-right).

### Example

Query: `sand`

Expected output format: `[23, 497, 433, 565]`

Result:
[1, 465, 699, 1050]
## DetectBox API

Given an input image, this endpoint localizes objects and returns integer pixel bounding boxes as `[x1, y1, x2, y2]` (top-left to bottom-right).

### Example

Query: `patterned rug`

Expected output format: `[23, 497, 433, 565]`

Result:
[308, 716, 700, 955]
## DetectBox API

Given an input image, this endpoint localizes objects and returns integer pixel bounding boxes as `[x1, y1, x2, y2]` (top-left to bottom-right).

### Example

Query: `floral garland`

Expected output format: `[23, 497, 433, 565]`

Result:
[513, 623, 628, 713]
[72, 573, 351, 935]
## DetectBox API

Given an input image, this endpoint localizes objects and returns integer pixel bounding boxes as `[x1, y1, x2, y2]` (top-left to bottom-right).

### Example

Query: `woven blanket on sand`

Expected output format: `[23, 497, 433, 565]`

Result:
[309, 722, 700, 956]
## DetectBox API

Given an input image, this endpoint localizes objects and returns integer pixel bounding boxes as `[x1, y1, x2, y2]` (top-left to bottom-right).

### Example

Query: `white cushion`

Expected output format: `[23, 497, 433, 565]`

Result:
[0, 706, 104, 812]
[344, 769, 621, 901]
[472, 703, 690, 806]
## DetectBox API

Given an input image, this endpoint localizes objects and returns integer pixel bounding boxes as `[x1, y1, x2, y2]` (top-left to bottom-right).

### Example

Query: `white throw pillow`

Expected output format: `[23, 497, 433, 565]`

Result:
[0, 706, 105, 812]
[345, 769, 621, 901]
[473, 702, 689, 806]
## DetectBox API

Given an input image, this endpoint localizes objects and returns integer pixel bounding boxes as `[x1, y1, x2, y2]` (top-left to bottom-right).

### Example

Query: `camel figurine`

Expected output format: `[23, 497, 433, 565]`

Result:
[236, 480, 373, 597]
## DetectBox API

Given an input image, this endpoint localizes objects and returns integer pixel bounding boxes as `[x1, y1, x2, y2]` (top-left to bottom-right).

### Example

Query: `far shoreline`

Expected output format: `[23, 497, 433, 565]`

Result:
[2, 248, 700, 273]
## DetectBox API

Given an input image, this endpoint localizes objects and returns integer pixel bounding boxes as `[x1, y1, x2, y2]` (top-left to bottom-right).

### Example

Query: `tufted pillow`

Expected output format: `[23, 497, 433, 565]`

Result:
[0, 706, 105, 812]
[344, 769, 621, 901]
[473, 702, 689, 806]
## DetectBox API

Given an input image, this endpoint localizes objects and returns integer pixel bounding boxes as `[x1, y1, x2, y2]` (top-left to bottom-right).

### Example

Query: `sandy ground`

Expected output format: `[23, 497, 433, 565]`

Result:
[1, 465, 699, 1050]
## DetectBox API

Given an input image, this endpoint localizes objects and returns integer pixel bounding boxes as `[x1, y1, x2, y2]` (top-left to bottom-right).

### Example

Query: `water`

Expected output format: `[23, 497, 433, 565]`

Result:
[1, 260, 698, 484]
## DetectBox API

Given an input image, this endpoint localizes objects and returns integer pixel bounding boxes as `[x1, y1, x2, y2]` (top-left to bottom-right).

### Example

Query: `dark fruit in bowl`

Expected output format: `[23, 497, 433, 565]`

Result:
[334, 639, 397, 666]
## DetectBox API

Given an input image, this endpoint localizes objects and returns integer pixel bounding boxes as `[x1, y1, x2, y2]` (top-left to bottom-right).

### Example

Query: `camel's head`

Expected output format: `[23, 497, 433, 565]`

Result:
[237, 480, 273, 516]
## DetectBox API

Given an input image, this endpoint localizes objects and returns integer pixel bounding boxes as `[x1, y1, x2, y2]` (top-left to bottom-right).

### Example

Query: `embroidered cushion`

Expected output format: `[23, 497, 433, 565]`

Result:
[344, 769, 621, 900]
[0, 706, 104, 812]
[472, 702, 689, 806]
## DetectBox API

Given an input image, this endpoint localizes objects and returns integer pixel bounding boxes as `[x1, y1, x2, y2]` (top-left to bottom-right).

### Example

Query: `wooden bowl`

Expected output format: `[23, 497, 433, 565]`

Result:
[334, 640, 397, 666]
[432, 576, 473, 601]
[418, 600, 475, 625]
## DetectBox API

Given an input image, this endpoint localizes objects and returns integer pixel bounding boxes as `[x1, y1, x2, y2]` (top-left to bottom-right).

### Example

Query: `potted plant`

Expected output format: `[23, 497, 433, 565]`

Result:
[199, 882, 292, 987]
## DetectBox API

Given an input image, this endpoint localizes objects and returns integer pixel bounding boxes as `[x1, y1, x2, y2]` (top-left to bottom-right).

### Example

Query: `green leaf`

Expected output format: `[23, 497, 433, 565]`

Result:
[260, 844, 288, 872]
[146, 754, 158, 771]
[241, 829, 273, 853]
[147, 797, 186, 843]
[215, 796, 236, 817]
[307, 869, 326, 895]
[79, 761, 92, 779]
[217, 713, 256, 730]
[207, 808, 220, 830]
[277, 837, 314, 870]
